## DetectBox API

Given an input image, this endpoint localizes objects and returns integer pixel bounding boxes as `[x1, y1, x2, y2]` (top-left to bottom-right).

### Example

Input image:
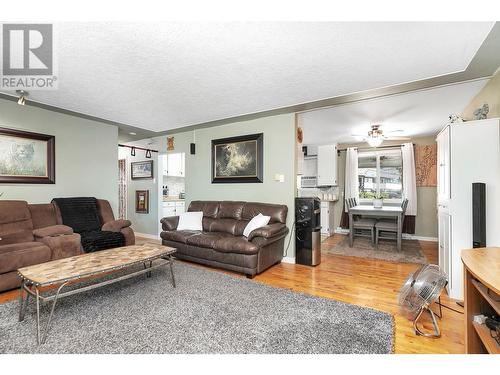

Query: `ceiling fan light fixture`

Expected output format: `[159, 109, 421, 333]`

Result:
[367, 136, 383, 147]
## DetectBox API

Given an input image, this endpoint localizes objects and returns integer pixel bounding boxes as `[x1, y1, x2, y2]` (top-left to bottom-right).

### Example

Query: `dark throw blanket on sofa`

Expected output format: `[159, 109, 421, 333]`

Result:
[52, 197, 125, 253]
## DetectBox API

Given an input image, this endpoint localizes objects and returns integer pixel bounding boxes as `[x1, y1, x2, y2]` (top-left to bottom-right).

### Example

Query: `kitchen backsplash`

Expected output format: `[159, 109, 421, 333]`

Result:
[163, 176, 185, 197]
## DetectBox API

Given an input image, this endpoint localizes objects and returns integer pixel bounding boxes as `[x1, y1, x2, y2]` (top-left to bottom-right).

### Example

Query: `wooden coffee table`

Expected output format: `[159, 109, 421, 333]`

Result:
[17, 243, 176, 345]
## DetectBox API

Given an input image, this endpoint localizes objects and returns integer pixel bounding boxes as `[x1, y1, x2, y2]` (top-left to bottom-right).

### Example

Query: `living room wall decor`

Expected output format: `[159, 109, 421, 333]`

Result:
[415, 144, 437, 187]
[131, 160, 153, 180]
[0, 127, 55, 184]
[135, 190, 149, 213]
[211, 133, 263, 183]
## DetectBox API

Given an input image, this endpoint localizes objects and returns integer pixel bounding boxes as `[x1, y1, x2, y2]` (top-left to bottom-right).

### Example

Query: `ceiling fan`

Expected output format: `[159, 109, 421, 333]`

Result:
[352, 125, 410, 147]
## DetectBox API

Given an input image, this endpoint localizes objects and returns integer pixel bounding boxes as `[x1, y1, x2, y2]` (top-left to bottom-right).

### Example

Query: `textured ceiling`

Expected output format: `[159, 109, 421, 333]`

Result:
[297, 78, 489, 145]
[1, 22, 494, 132]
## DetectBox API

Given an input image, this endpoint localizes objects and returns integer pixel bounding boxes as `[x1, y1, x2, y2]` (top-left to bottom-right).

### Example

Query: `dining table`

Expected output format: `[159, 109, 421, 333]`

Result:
[348, 205, 404, 251]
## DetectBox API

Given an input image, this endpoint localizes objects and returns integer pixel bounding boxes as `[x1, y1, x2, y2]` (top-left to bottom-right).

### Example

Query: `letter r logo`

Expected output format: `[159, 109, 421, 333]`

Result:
[2, 24, 53, 76]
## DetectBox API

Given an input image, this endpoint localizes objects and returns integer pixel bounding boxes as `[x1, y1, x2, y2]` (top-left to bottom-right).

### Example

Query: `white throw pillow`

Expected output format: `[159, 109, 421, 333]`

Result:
[243, 213, 271, 237]
[177, 211, 203, 231]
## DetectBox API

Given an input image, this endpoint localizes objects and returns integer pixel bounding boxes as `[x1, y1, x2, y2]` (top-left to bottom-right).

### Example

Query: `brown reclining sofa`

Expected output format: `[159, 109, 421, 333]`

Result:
[0, 199, 135, 292]
[160, 200, 289, 278]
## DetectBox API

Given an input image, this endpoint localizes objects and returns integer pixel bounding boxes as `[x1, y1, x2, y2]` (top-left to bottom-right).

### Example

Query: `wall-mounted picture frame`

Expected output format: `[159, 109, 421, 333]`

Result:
[131, 160, 153, 180]
[135, 190, 149, 213]
[211, 133, 263, 183]
[0, 127, 55, 184]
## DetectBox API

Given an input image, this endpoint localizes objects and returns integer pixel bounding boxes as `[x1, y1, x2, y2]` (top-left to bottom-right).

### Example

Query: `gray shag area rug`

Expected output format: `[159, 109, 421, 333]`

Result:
[326, 236, 428, 264]
[0, 262, 393, 354]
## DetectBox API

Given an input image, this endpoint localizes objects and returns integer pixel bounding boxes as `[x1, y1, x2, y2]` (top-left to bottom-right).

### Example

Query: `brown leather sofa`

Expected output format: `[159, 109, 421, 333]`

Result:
[160, 200, 289, 278]
[0, 199, 135, 292]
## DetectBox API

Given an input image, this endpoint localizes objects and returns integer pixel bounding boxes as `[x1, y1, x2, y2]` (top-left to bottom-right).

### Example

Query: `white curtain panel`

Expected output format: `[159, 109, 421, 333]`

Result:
[344, 147, 359, 212]
[402, 143, 418, 216]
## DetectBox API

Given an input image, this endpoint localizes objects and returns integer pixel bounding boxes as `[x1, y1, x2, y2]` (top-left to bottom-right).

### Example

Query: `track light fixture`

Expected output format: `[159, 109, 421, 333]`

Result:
[145, 149, 152, 158]
[131, 147, 136, 156]
[16, 90, 28, 105]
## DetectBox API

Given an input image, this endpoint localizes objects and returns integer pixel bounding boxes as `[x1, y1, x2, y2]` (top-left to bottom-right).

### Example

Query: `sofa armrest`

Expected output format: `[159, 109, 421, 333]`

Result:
[33, 225, 73, 239]
[247, 223, 288, 241]
[161, 216, 179, 231]
[102, 219, 132, 232]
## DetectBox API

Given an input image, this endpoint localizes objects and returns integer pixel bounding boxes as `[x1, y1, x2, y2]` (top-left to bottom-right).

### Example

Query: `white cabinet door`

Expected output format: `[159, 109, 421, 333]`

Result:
[317, 145, 337, 186]
[438, 211, 452, 293]
[320, 206, 329, 235]
[163, 207, 176, 218]
[437, 126, 450, 204]
[175, 202, 185, 215]
[166, 153, 185, 177]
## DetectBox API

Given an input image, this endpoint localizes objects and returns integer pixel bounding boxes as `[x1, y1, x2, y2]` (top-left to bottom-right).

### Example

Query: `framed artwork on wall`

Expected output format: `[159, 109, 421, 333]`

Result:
[135, 190, 149, 213]
[0, 127, 55, 184]
[211, 133, 263, 183]
[131, 160, 153, 180]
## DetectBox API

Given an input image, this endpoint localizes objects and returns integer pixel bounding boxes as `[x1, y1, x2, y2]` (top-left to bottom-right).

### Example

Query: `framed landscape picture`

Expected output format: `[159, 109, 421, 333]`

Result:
[0, 127, 55, 184]
[135, 190, 149, 213]
[131, 160, 153, 180]
[212, 133, 263, 183]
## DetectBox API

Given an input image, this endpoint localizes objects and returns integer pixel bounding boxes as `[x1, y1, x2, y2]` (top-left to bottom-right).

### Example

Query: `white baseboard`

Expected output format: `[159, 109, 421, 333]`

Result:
[135, 232, 161, 240]
[335, 228, 437, 242]
[282, 256, 296, 264]
[402, 234, 438, 242]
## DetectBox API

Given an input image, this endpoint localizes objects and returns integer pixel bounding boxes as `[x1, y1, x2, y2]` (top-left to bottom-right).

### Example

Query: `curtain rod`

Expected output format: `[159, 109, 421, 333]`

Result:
[337, 143, 414, 153]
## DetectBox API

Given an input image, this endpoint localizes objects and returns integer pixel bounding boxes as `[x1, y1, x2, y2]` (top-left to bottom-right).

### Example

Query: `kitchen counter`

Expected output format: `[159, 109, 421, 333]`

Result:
[163, 196, 185, 202]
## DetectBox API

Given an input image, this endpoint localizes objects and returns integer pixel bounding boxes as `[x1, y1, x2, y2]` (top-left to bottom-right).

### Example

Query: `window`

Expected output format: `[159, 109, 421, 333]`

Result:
[358, 149, 402, 200]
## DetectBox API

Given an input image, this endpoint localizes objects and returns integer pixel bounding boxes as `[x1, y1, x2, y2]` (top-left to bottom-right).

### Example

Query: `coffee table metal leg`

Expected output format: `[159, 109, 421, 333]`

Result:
[169, 257, 176, 288]
[35, 287, 41, 345]
[40, 282, 67, 344]
[18, 280, 27, 322]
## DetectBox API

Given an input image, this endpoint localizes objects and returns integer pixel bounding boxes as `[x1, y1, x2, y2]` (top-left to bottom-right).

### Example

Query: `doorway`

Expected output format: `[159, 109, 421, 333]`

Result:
[157, 152, 186, 235]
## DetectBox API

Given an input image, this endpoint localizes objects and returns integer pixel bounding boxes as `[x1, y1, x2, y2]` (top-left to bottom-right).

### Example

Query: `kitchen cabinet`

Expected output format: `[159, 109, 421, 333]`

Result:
[317, 144, 337, 186]
[163, 153, 185, 177]
[320, 201, 335, 236]
[162, 201, 185, 218]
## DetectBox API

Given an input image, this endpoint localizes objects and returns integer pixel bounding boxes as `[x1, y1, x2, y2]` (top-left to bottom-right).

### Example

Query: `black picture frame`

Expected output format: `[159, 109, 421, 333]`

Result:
[0, 127, 55, 184]
[131, 160, 154, 180]
[211, 133, 263, 183]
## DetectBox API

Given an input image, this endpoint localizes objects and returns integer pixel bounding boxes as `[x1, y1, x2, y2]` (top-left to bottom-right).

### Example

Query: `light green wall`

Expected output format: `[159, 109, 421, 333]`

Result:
[333, 135, 438, 238]
[133, 113, 297, 256]
[0, 98, 119, 213]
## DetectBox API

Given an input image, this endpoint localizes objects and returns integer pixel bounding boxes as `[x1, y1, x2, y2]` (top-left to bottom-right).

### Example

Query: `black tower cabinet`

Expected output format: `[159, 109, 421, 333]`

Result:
[472, 182, 486, 248]
[295, 197, 321, 266]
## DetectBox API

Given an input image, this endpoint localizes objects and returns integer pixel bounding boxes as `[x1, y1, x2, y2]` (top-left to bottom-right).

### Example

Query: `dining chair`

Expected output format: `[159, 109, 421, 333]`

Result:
[375, 198, 408, 247]
[346, 198, 377, 245]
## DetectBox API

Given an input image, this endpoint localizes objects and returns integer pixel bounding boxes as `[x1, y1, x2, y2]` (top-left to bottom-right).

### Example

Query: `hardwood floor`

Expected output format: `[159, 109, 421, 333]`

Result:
[0, 235, 464, 354]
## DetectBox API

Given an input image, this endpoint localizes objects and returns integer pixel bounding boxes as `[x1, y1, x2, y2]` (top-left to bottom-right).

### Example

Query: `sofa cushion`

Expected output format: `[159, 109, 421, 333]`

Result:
[33, 225, 74, 238]
[161, 230, 199, 244]
[28, 203, 58, 229]
[209, 218, 247, 236]
[188, 201, 219, 218]
[214, 236, 259, 255]
[186, 232, 232, 249]
[0, 242, 51, 274]
[243, 214, 271, 237]
[0, 200, 34, 244]
[242, 202, 288, 224]
[217, 201, 245, 220]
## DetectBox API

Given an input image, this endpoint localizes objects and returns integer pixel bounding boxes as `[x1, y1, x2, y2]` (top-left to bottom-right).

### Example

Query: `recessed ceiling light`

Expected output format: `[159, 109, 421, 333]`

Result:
[129, 132, 137, 135]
